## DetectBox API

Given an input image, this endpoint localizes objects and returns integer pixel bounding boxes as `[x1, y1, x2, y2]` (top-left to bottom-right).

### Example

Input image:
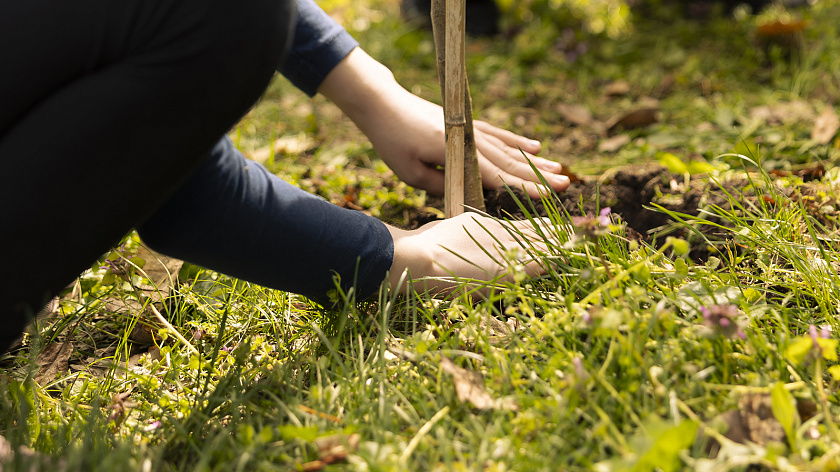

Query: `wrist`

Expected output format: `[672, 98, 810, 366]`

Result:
[386, 225, 438, 294]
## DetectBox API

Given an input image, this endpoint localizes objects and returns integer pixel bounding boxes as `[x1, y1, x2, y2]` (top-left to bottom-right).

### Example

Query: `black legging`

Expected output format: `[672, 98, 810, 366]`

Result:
[0, 0, 294, 349]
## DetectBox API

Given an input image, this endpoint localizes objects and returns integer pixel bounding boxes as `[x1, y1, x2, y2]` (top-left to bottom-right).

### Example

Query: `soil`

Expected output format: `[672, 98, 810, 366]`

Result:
[411, 164, 750, 260]
[402, 163, 834, 261]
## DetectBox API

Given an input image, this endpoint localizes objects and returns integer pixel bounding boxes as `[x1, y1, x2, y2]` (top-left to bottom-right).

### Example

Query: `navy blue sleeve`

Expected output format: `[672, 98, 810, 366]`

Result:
[137, 137, 394, 305]
[279, 0, 360, 96]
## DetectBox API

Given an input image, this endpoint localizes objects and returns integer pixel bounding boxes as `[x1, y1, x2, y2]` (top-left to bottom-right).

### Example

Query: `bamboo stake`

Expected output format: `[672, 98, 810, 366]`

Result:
[462, 78, 485, 213]
[431, 0, 485, 218]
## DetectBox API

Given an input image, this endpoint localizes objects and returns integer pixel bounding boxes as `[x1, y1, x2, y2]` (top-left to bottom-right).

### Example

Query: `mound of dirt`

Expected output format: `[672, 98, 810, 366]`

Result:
[411, 164, 750, 260]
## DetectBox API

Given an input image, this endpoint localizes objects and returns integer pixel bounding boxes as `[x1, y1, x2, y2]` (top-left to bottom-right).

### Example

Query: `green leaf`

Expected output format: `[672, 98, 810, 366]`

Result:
[257, 426, 274, 444]
[733, 140, 759, 159]
[667, 237, 689, 257]
[770, 382, 798, 450]
[101, 272, 117, 286]
[673, 258, 689, 280]
[743, 288, 761, 303]
[687, 160, 716, 174]
[277, 425, 319, 442]
[658, 152, 689, 174]
[817, 338, 838, 362]
[785, 336, 813, 365]
[237, 424, 255, 446]
[632, 420, 698, 472]
[128, 256, 146, 269]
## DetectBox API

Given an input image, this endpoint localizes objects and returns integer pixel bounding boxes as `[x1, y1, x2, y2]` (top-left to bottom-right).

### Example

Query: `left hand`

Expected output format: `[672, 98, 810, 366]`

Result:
[318, 49, 571, 198]
[386, 212, 552, 295]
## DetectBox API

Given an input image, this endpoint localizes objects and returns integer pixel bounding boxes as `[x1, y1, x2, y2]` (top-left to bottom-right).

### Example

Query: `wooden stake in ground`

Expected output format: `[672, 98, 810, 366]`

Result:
[431, 0, 485, 217]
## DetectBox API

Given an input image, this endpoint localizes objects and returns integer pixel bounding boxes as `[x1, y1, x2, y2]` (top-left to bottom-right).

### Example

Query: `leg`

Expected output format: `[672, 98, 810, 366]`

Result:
[0, 0, 294, 349]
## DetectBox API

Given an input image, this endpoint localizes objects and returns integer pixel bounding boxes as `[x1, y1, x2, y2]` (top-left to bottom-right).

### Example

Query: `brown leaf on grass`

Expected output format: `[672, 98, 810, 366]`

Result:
[812, 106, 840, 145]
[598, 134, 631, 153]
[135, 246, 183, 304]
[35, 342, 73, 386]
[0, 435, 12, 462]
[99, 297, 161, 345]
[248, 133, 317, 164]
[715, 393, 790, 447]
[606, 107, 659, 133]
[757, 19, 808, 37]
[439, 356, 518, 411]
[560, 165, 581, 184]
[556, 103, 593, 126]
[301, 433, 361, 471]
[604, 80, 631, 97]
[749, 100, 815, 126]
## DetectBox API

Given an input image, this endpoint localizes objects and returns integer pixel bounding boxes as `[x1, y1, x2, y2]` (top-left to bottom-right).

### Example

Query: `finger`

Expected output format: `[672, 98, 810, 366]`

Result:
[477, 130, 563, 174]
[481, 164, 569, 199]
[404, 162, 445, 196]
[476, 137, 568, 194]
[474, 120, 542, 155]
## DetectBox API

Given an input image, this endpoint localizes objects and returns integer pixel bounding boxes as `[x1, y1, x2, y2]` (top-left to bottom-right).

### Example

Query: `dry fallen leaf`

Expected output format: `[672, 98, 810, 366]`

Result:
[248, 133, 317, 164]
[606, 107, 659, 133]
[439, 356, 517, 411]
[35, 342, 74, 386]
[301, 433, 361, 471]
[598, 134, 631, 153]
[556, 103, 593, 126]
[749, 100, 815, 126]
[757, 19, 808, 37]
[98, 297, 161, 345]
[812, 106, 840, 145]
[604, 80, 631, 97]
[0, 435, 12, 462]
[135, 246, 183, 304]
[722, 393, 786, 446]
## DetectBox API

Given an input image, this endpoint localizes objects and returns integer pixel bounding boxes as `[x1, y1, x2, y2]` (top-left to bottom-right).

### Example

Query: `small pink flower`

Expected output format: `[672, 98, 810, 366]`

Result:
[144, 421, 162, 432]
[597, 207, 612, 226]
[570, 207, 613, 241]
[701, 305, 745, 339]
[809, 324, 831, 349]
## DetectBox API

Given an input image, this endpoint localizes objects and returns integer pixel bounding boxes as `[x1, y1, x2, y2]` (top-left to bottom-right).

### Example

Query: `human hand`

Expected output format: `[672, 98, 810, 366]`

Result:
[386, 213, 552, 296]
[318, 49, 570, 198]
[368, 92, 571, 198]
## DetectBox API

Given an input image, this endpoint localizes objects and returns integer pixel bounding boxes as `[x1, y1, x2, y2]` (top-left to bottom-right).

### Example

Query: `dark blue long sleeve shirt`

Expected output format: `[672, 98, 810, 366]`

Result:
[137, 0, 394, 305]
[279, 0, 360, 96]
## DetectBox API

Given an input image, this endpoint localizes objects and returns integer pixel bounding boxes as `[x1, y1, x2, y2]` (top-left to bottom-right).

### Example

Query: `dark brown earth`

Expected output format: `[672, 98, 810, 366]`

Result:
[410, 164, 744, 260]
[402, 162, 833, 261]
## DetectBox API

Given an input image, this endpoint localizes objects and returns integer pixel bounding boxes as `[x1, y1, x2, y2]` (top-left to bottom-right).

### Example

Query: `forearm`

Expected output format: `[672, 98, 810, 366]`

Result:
[317, 48, 409, 139]
[138, 138, 394, 305]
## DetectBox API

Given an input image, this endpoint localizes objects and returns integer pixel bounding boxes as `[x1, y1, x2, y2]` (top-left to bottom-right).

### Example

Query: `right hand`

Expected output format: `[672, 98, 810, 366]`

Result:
[386, 213, 552, 296]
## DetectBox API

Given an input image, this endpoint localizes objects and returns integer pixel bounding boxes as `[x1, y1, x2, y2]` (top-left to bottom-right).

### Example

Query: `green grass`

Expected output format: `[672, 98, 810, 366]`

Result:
[6, 0, 840, 470]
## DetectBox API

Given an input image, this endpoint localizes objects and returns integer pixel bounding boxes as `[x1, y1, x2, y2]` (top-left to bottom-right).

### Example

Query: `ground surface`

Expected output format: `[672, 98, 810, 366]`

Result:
[6, 1, 840, 471]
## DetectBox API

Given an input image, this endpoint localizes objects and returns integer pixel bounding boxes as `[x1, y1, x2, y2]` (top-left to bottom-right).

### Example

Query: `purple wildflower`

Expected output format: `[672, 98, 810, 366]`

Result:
[572, 356, 586, 379]
[555, 28, 589, 63]
[144, 421, 162, 432]
[570, 207, 613, 241]
[809, 324, 831, 349]
[700, 304, 745, 339]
